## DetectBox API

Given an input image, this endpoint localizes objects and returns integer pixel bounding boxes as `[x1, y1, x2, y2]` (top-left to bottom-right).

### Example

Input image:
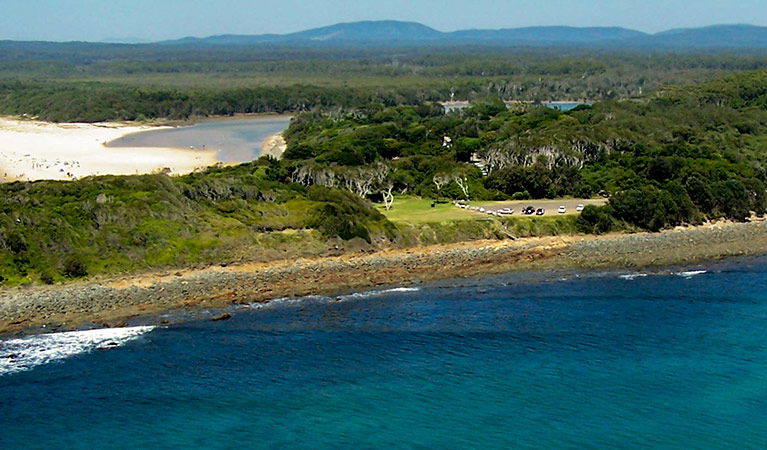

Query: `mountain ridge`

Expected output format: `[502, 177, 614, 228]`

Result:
[158, 21, 767, 49]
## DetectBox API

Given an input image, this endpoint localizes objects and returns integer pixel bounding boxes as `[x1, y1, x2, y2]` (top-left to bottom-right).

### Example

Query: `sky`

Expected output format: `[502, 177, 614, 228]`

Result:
[1, 0, 765, 42]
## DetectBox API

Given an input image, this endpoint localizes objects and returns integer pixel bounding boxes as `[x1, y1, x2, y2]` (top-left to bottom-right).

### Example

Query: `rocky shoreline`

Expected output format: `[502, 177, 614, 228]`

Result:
[1, 220, 767, 336]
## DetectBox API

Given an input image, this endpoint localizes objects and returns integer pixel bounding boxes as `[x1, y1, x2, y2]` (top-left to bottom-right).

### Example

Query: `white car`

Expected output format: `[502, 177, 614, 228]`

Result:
[497, 208, 514, 215]
[576, 204, 585, 212]
[558, 206, 566, 214]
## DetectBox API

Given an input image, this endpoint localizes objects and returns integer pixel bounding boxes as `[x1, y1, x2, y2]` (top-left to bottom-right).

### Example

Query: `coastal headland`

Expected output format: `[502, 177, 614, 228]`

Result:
[1, 219, 765, 335]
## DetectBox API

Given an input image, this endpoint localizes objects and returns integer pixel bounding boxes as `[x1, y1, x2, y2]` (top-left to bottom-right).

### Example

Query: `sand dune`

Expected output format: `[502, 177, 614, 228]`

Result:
[0, 118, 219, 182]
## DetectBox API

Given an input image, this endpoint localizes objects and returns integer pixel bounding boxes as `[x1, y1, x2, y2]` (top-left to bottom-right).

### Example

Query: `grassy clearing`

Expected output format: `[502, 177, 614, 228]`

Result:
[378, 196, 592, 224]
[378, 197, 581, 245]
[376, 197, 477, 223]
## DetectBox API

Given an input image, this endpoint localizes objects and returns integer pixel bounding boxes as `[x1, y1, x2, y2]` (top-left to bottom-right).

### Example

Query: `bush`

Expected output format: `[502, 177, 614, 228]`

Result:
[576, 205, 619, 234]
[308, 203, 372, 242]
[40, 272, 55, 285]
[609, 185, 694, 231]
[306, 186, 391, 242]
[63, 256, 88, 278]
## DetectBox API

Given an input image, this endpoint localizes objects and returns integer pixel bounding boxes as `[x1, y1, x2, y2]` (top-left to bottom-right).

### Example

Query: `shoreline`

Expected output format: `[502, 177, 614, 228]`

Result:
[0, 117, 219, 182]
[1, 219, 766, 336]
[105, 113, 292, 161]
[260, 132, 287, 159]
[151, 112, 294, 128]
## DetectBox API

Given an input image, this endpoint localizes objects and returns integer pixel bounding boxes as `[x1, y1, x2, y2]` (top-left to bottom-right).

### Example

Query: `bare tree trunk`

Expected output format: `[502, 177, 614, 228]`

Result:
[433, 174, 450, 193]
[454, 176, 470, 199]
[382, 185, 395, 210]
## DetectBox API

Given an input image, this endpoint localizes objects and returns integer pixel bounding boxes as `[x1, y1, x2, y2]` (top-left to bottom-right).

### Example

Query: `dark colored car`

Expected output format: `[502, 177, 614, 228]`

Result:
[523, 206, 536, 215]
[535, 208, 545, 215]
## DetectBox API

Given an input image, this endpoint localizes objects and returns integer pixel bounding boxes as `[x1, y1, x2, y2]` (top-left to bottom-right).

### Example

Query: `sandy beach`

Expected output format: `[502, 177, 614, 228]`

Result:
[0, 118, 219, 182]
[260, 132, 287, 159]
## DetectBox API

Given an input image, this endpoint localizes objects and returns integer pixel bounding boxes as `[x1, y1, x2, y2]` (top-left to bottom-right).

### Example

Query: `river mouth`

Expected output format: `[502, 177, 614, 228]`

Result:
[107, 115, 292, 163]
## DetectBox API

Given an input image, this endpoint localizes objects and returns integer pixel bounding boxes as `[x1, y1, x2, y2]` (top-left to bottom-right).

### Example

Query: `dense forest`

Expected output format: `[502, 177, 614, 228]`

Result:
[280, 71, 767, 231]
[2, 45, 767, 122]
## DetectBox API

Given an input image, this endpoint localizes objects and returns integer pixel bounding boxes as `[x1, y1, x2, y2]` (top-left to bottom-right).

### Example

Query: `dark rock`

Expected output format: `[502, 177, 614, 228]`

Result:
[211, 313, 232, 322]
[97, 341, 120, 350]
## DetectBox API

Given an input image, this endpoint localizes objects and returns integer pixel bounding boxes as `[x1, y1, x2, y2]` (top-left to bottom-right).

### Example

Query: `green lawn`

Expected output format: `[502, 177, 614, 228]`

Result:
[377, 197, 582, 239]
[375, 197, 478, 223]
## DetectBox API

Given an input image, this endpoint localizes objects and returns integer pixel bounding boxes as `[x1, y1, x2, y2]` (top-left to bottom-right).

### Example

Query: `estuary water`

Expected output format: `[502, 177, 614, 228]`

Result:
[2, 257, 767, 448]
[108, 116, 292, 163]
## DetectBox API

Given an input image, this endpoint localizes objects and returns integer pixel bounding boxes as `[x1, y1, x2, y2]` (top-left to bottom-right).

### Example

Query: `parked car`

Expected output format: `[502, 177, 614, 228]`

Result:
[523, 206, 536, 215]
[558, 206, 566, 214]
[497, 208, 514, 215]
[536, 208, 545, 215]
[576, 204, 585, 212]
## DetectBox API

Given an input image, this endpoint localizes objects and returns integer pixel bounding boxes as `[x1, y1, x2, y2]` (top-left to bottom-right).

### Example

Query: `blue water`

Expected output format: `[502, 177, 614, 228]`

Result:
[3, 257, 767, 448]
[108, 116, 292, 163]
[541, 101, 590, 111]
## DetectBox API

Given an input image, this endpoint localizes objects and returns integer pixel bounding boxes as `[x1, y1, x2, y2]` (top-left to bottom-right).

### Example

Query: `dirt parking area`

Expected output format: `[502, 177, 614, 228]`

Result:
[467, 199, 608, 216]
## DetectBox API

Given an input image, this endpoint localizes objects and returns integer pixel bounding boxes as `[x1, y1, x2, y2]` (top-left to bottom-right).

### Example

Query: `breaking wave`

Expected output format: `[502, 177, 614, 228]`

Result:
[619, 273, 649, 281]
[675, 270, 707, 278]
[0, 326, 154, 376]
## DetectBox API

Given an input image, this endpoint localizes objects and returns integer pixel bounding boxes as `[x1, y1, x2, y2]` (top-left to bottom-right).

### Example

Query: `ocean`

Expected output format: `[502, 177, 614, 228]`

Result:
[2, 257, 767, 448]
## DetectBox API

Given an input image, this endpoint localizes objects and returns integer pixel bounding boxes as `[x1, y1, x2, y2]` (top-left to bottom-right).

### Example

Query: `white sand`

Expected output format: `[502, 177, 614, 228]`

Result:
[260, 132, 287, 159]
[0, 118, 220, 182]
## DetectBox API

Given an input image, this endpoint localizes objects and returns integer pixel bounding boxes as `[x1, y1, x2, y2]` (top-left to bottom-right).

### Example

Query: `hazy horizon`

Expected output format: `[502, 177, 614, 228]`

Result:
[2, 0, 766, 43]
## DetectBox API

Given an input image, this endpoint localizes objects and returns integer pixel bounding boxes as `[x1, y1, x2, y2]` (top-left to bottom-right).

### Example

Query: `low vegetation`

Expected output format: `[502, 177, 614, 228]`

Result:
[1, 54, 767, 286]
[0, 163, 394, 285]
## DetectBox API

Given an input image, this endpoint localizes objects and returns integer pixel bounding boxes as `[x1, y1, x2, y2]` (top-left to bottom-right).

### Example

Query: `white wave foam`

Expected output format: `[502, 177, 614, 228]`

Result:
[251, 287, 422, 309]
[676, 270, 707, 278]
[345, 287, 421, 299]
[619, 273, 649, 280]
[0, 326, 154, 376]
[247, 295, 328, 309]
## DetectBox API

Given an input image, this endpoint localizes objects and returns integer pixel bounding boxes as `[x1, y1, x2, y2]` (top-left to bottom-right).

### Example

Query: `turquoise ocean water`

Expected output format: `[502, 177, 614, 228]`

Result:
[2, 257, 767, 448]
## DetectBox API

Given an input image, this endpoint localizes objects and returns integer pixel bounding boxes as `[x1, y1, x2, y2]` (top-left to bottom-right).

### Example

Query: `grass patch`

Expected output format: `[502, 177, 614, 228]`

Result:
[376, 197, 477, 223]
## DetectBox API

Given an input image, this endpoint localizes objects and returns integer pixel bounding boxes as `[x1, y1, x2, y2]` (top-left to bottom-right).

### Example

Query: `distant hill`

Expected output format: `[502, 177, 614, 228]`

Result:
[638, 24, 767, 48]
[448, 26, 647, 44]
[160, 20, 767, 49]
[4, 21, 767, 51]
[287, 20, 443, 42]
[100, 37, 151, 44]
[167, 21, 444, 46]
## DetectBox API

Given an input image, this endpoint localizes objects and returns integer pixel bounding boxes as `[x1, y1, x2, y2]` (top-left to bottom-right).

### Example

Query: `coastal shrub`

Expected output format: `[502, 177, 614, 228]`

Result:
[308, 203, 372, 242]
[40, 272, 55, 285]
[576, 205, 619, 234]
[62, 256, 88, 278]
[6, 233, 28, 254]
[306, 186, 393, 242]
[710, 179, 752, 221]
